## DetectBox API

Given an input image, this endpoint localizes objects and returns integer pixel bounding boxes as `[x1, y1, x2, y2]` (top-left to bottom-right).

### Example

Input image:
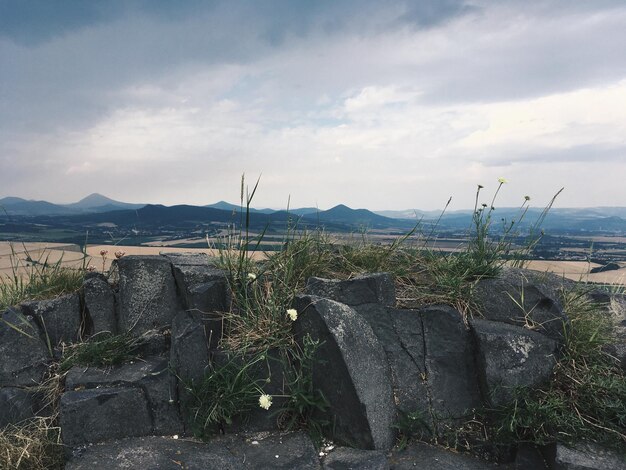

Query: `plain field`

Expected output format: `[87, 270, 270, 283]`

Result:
[1, 241, 624, 286]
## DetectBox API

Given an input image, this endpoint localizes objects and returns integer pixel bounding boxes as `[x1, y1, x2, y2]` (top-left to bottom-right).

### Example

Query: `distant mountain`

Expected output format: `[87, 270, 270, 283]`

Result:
[205, 201, 317, 216]
[288, 207, 319, 216]
[65, 193, 144, 212]
[305, 204, 412, 229]
[0, 193, 144, 216]
[374, 209, 447, 219]
[0, 197, 78, 216]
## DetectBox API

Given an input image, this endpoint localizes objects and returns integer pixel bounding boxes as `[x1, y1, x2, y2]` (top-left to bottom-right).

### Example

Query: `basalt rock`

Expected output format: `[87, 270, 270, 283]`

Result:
[22, 293, 81, 346]
[471, 319, 558, 407]
[474, 268, 570, 343]
[0, 307, 50, 387]
[116, 256, 183, 335]
[82, 273, 117, 335]
[294, 295, 396, 450]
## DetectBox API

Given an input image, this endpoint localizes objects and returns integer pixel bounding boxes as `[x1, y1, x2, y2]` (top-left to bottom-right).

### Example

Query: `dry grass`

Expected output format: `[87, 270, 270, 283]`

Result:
[0, 369, 66, 470]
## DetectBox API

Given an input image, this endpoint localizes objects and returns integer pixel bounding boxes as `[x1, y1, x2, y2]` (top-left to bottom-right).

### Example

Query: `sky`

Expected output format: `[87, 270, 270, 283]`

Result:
[1, 0, 625, 211]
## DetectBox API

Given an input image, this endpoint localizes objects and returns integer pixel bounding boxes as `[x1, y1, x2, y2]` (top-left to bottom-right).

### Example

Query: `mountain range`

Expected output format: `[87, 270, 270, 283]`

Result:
[2, 193, 626, 234]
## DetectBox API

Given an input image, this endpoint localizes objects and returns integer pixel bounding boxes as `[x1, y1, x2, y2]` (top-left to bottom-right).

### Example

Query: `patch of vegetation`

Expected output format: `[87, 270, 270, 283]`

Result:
[492, 285, 626, 449]
[0, 243, 86, 312]
[184, 350, 269, 437]
[59, 332, 149, 372]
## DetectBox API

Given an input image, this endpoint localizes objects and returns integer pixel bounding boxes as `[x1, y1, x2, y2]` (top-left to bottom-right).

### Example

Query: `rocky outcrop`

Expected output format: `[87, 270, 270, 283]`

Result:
[294, 295, 397, 450]
[1, 256, 624, 469]
[471, 319, 558, 406]
[0, 307, 50, 387]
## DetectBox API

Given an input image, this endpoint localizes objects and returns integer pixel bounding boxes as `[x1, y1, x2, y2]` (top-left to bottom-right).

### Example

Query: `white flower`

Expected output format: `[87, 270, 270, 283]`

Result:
[498, 177, 508, 184]
[259, 394, 272, 410]
[247, 272, 257, 281]
[287, 309, 298, 321]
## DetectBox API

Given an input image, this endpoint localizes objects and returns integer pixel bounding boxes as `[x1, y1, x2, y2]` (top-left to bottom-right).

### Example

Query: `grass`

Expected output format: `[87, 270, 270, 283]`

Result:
[59, 332, 150, 372]
[492, 285, 626, 449]
[7, 177, 606, 464]
[0, 243, 85, 312]
[184, 350, 270, 436]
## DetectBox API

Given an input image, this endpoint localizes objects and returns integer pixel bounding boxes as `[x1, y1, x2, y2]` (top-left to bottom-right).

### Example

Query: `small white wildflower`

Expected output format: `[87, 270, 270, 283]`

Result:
[247, 272, 257, 281]
[286, 309, 298, 321]
[275, 455, 279, 459]
[259, 394, 272, 410]
[251, 440, 259, 445]
[172, 435, 179, 440]
[498, 177, 508, 184]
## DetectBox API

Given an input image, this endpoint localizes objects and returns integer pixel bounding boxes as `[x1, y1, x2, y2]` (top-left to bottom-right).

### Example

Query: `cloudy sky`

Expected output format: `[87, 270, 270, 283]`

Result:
[1, 0, 625, 210]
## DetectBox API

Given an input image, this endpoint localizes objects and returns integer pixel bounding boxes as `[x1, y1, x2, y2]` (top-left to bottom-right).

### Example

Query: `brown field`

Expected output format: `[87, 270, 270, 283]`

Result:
[1, 241, 624, 286]
[0, 242, 264, 280]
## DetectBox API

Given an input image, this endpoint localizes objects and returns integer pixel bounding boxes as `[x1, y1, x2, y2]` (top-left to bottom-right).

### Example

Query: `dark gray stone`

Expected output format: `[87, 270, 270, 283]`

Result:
[0, 387, 37, 428]
[305, 273, 396, 307]
[170, 310, 210, 429]
[515, 443, 549, 470]
[474, 268, 570, 342]
[170, 310, 210, 385]
[0, 308, 50, 386]
[294, 295, 396, 450]
[420, 305, 482, 424]
[116, 255, 182, 335]
[227, 431, 321, 469]
[22, 293, 81, 345]
[323, 447, 389, 470]
[65, 432, 320, 469]
[65, 435, 237, 469]
[82, 273, 117, 335]
[65, 356, 183, 435]
[389, 441, 509, 469]
[553, 442, 626, 470]
[172, 264, 229, 312]
[161, 252, 213, 266]
[352, 304, 431, 435]
[60, 387, 152, 446]
[471, 319, 558, 406]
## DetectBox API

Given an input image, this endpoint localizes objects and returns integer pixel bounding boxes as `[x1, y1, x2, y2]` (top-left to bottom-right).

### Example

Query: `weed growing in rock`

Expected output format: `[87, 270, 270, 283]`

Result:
[0, 243, 86, 312]
[59, 332, 150, 371]
[276, 334, 330, 442]
[492, 285, 626, 448]
[185, 350, 270, 436]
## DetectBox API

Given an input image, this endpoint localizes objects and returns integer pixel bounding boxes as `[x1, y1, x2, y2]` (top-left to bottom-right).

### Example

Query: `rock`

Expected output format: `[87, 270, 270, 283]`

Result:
[65, 435, 237, 469]
[60, 387, 152, 446]
[0, 308, 50, 386]
[169, 256, 229, 314]
[420, 305, 482, 424]
[471, 319, 558, 406]
[22, 293, 81, 346]
[305, 273, 395, 307]
[389, 441, 509, 469]
[170, 310, 210, 429]
[352, 304, 431, 434]
[82, 273, 117, 335]
[226, 431, 320, 469]
[294, 295, 396, 450]
[64, 356, 183, 435]
[515, 443, 550, 470]
[552, 442, 626, 470]
[0, 387, 38, 428]
[116, 256, 183, 335]
[65, 432, 320, 469]
[474, 268, 569, 342]
[323, 447, 389, 469]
